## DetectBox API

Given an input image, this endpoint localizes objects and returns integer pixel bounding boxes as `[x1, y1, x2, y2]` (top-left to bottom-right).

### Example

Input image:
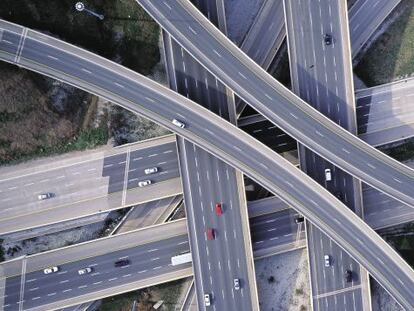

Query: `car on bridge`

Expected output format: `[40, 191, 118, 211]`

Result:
[204, 293, 211, 306]
[43, 266, 59, 274]
[207, 228, 215, 240]
[138, 180, 152, 187]
[78, 267, 93, 275]
[38, 192, 53, 200]
[215, 203, 223, 216]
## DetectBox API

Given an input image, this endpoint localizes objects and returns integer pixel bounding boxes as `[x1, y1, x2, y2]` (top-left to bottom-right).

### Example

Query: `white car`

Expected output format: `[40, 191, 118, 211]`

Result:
[38, 193, 53, 200]
[234, 278, 240, 290]
[138, 180, 152, 187]
[78, 267, 92, 275]
[204, 293, 211, 307]
[144, 167, 158, 175]
[43, 266, 59, 274]
[324, 255, 331, 267]
[324, 168, 332, 181]
[172, 119, 186, 128]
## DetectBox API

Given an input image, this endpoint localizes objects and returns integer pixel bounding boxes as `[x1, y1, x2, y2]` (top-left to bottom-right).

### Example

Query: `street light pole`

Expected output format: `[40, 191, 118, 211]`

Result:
[75, 2, 104, 20]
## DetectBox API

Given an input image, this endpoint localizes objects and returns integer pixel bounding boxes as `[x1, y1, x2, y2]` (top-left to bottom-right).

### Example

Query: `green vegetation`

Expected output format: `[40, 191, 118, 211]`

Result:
[380, 139, 414, 162]
[0, 0, 160, 74]
[355, 0, 414, 86]
[381, 222, 414, 268]
[98, 279, 185, 311]
[295, 287, 304, 296]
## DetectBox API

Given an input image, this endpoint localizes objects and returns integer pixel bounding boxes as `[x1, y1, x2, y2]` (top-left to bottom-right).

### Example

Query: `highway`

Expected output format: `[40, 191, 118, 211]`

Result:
[137, 0, 414, 208]
[349, 0, 401, 56]
[1, 19, 414, 308]
[164, 1, 258, 308]
[357, 77, 414, 146]
[0, 208, 304, 310]
[283, 0, 368, 309]
[0, 135, 181, 235]
[240, 76, 414, 147]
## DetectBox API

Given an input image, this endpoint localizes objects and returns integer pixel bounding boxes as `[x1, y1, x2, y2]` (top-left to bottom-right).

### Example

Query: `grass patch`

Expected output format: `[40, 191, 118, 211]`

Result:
[98, 279, 185, 311]
[355, 0, 414, 86]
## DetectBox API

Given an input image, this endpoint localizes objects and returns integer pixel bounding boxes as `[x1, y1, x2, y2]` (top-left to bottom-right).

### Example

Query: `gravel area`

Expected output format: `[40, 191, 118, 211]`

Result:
[255, 249, 310, 311]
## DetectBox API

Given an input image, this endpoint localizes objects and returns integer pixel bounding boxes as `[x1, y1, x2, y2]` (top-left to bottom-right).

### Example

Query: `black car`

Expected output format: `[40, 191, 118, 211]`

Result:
[114, 259, 130, 267]
[295, 216, 305, 224]
[324, 34, 333, 46]
[345, 270, 353, 282]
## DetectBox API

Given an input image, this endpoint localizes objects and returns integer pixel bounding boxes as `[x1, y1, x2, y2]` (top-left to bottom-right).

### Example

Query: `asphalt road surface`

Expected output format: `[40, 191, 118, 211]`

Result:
[1, 19, 413, 307]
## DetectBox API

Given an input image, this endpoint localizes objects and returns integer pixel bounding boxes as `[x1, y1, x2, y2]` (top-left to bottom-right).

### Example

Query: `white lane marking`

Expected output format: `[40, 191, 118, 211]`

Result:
[267, 228, 277, 232]
[81, 68, 92, 74]
[213, 49, 222, 57]
[265, 93, 272, 100]
[315, 130, 324, 137]
[118, 161, 126, 164]
[393, 178, 402, 184]
[238, 72, 247, 79]
[78, 285, 87, 289]
[28, 287, 39, 292]
[148, 248, 158, 252]
[8, 186, 17, 190]
[163, 1, 172, 9]
[87, 168, 96, 172]
[57, 270, 67, 275]
[138, 270, 148, 274]
[32, 297, 41, 301]
[24, 183, 34, 187]
[26, 279, 37, 283]
[178, 241, 187, 245]
[148, 153, 158, 157]
[39, 179, 49, 183]
[153, 266, 162, 270]
[342, 148, 350, 154]
[47, 55, 59, 60]
[59, 280, 69, 284]
[188, 26, 197, 35]
[255, 240, 264, 244]
[145, 96, 155, 103]
[270, 237, 279, 241]
[103, 164, 113, 168]
[122, 274, 132, 278]
[108, 277, 118, 281]
[91, 272, 100, 276]
[56, 175, 65, 179]
[367, 163, 376, 169]
[114, 82, 125, 88]
[62, 289, 72, 293]
[290, 113, 298, 119]
[47, 292, 57, 296]
[93, 281, 103, 285]
[151, 257, 160, 261]
[163, 150, 173, 154]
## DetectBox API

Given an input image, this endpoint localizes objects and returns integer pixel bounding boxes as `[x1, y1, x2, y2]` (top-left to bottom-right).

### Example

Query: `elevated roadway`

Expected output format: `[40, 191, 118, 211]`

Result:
[137, 0, 414, 209]
[1, 19, 413, 308]
[0, 208, 304, 310]
[239, 76, 414, 147]
[284, 0, 369, 308]
[163, 2, 258, 308]
[0, 135, 181, 235]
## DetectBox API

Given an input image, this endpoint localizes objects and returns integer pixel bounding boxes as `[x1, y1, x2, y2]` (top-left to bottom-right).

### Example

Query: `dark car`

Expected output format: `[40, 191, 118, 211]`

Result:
[114, 259, 130, 267]
[324, 34, 333, 46]
[345, 270, 353, 282]
[295, 216, 304, 224]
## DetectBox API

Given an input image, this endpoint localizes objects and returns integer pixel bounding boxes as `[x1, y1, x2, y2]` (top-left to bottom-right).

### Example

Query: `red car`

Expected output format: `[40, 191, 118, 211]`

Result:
[207, 228, 215, 240]
[215, 203, 223, 216]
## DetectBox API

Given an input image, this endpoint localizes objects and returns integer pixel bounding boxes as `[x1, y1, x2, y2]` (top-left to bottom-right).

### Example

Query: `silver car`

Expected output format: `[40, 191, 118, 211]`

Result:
[324, 255, 331, 267]
[204, 293, 211, 306]
[234, 278, 240, 290]
[172, 119, 186, 128]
